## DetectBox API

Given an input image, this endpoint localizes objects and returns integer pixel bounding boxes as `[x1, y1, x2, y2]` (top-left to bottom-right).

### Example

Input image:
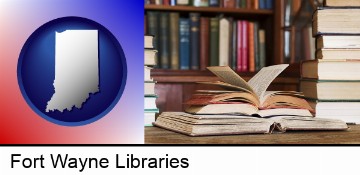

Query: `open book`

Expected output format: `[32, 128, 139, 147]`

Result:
[185, 65, 313, 117]
[153, 112, 348, 136]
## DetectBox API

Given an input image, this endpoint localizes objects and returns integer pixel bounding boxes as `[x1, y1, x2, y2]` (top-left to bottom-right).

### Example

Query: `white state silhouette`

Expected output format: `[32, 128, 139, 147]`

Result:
[46, 30, 99, 112]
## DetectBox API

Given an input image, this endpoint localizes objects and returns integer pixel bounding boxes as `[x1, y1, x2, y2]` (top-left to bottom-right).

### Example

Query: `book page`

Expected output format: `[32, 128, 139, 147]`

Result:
[207, 66, 255, 94]
[247, 64, 289, 102]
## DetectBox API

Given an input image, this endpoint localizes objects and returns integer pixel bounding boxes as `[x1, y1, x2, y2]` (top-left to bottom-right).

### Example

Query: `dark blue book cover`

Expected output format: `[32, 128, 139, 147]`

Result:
[259, 0, 266, 9]
[266, 0, 273, 9]
[209, 0, 219, 7]
[189, 13, 200, 70]
[179, 18, 190, 70]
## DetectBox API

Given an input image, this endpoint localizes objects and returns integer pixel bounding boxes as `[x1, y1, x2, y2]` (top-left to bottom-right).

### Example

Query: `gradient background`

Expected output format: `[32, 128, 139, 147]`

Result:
[0, 0, 144, 144]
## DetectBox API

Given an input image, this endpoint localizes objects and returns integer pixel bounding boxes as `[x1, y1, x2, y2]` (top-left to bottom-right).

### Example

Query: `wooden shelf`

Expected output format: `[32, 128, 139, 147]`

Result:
[145, 5, 273, 16]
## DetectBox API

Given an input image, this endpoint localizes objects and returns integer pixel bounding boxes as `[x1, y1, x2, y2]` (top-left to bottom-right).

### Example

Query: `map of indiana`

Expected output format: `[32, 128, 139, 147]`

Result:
[46, 30, 99, 112]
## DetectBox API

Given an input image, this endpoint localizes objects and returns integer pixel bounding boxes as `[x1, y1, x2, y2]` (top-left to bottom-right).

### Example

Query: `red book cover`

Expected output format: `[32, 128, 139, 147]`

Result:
[241, 20, 248, 72]
[163, 0, 170, 5]
[236, 20, 242, 72]
[223, 0, 236, 8]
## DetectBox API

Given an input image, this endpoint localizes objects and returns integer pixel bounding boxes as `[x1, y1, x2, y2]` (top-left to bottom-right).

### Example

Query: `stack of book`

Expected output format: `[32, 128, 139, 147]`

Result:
[145, 35, 159, 126]
[145, 0, 274, 9]
[153, 65, 348, 136]
[145, 12, 266, 71]
[300, 0, 360, 124]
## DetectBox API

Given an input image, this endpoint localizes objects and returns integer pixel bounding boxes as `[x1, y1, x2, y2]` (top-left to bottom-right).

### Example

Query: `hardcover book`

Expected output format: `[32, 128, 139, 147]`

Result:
[159, 12, 170, 69]
[300, 79, 360, 101]
[200, 17, 210, 70]
[324, 0, 360, 7]
[145, 49, 157, 66]
[145, 35, 155, 49]
[317, 35, 360, 49]
[153, 112, 348, 136]
[309, 101, 360, 124]
[190, 13, 201, 70]
[301, 60, 360, 80]
[316, 49, 360, 60]
[313, 8, 360, 35]
[219, 17, 231, 66]
[179, 18, 191, 69]
[169, 13, 180, 69]
[210, 17, 220, 66]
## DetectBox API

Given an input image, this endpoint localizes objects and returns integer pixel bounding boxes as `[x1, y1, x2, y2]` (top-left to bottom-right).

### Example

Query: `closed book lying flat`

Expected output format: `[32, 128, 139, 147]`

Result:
[317, 35, 360, 49]
[145, 81, 156, 96]
[301, 60, 360, 80]
[144, 66, 153, 81]
[145, 49, 157, 66]
[309, 101, 360, 124]
[145, 95, 158, 111]
[153, 112, 348, 136]
[316, 48, 360, 60]
[145, 35, 155, 49]
[145, 112, 156, 127]
[313, 8, 360, 35]
[324, 0, 360, 7]
[300, 79, 360, 100]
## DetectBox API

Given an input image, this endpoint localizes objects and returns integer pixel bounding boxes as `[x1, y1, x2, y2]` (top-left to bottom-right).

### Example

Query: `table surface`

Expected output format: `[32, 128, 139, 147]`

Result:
[145, 125, 360, 144]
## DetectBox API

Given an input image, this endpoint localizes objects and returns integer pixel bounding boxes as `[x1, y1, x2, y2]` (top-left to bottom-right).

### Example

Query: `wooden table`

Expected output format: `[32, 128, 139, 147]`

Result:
[145, 125, 360, 144]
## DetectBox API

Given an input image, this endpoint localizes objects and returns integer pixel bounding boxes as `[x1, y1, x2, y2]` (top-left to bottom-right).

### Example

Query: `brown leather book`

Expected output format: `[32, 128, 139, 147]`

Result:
[223, 0, 235, 8]
[248, 22, 255, 72]
[200, 17, 210, 70]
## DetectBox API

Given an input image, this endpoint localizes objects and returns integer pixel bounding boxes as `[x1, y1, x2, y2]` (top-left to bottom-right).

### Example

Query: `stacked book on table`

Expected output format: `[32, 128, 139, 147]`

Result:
[300, 0, 360, 124]
[145, 35, 159, 126]
[154, 65, 348, 136]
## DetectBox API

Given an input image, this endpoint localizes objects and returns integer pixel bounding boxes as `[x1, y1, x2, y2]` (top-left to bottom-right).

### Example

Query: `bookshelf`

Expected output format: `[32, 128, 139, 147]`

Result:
[145, 1, 294, 113]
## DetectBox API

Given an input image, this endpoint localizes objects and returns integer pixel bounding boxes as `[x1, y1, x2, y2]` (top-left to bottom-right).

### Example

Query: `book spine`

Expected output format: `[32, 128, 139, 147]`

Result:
[241, 20, 248, 72]
[223, 0, 235, 8]
[246, 0, 251, 9]
[170, 13, 180, 70]
[209, 0, 220, 6]
[235, 0, 241, 8]
[179, 18, 190, 70]
[265, 0, 273, 9]
[193, 0, 209, 6]
[147, 11, 159, 67]
[248, 22, 255, 72]
[200, 17, 210, 70]
[190, 13, 200, 70]
[219, 17, 230, 66]
[170, 0, 177, 6]
[177, 0, 190, 5]
[236, 20, 242, 71]
[241, 0, 247, 8]
[231, 20, 237, 70]
[210, 17, 220, 66]
[259, 29, 266, 69]
[228, 18, 234, 69]
[159, 12, 170, 69]
[253, 22, 260, 71]
[259, 0, 266, 9]
[163, 0, 170, 5]
[253, 0, 259, 9]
